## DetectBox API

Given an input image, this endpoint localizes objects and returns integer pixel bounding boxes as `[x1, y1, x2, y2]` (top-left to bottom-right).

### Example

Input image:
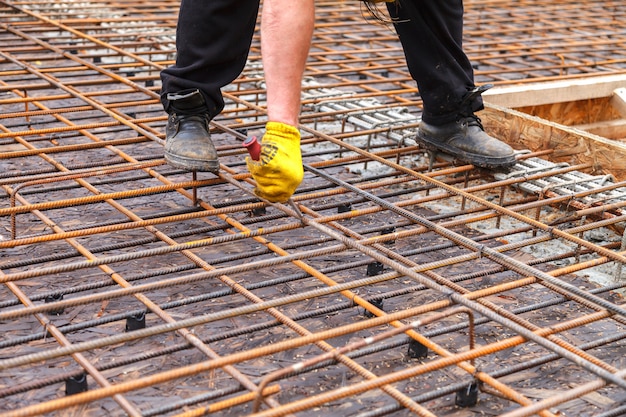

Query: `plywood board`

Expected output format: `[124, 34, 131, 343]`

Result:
[572, 119, 626, 140]
[482, 102, 626, 181]
[516, 97, 621, 126]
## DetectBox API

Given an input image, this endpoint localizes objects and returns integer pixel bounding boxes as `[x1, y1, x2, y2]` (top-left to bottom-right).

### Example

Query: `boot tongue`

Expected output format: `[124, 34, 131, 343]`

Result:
[168, 89, 207, 114]
[460, 84, 493, 107]
[457, 84, 493, 125]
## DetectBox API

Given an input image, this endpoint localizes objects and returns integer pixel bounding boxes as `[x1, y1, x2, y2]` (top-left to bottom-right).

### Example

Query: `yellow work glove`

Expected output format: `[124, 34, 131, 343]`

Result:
[245, 121, 304, 203]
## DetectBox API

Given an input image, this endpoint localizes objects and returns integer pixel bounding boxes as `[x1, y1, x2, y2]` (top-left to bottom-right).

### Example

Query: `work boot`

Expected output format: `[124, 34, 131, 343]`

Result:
[164, 89, 219, 173]
[416, 85, 516, 169]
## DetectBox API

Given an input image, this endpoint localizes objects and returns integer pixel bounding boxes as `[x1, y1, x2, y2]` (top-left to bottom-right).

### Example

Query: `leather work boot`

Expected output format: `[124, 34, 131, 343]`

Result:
[164, 89, 219, 173]
[417, 116, 516, 169]
[416, 85, 516, 169]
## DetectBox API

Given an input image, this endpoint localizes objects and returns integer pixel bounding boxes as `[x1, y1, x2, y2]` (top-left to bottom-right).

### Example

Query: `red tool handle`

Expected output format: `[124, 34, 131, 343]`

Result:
[243, 136, 261, 161]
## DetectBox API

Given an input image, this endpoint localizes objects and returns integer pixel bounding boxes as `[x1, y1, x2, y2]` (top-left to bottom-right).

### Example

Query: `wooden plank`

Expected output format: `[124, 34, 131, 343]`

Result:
[482, 102, 626, 181]
[611, 87, 626, 118]
[482, 74, 626, 108]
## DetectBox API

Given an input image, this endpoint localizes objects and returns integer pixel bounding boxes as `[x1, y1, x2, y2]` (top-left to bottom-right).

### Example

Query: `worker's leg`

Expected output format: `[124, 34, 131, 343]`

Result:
[245, 0, 314, 202]
[387, 0, 516, 168]
[160, 0, 260, 172]
[261, 0, 314, 126]
[387, 0, 474, 124]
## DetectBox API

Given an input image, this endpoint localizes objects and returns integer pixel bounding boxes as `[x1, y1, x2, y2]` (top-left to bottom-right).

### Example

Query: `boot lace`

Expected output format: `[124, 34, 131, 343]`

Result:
[460, 114, 484, 131]
[173, 113, 209, 124]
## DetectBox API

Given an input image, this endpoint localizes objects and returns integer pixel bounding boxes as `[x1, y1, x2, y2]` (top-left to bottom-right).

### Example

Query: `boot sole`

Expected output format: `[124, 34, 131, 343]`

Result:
[416, 132, 517, 170]
[165, 152, 220, 173]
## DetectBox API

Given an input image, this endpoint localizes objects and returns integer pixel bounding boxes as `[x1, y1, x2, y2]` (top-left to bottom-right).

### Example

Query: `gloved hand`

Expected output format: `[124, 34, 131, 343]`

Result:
[246, 121, 303, 203]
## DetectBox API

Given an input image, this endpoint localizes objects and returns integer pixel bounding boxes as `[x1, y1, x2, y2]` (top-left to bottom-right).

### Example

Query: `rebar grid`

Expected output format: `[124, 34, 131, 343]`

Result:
[1, 1, 626, 416]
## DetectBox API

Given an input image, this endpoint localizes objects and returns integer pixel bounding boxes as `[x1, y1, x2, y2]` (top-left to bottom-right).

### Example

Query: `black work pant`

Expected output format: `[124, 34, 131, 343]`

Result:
[387, 0, 481, 124]
[160, 0, 481, 125]
[160, 0, 260, 118]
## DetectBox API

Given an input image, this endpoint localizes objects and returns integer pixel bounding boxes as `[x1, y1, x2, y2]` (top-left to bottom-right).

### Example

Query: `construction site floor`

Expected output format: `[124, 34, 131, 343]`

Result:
[1, 1, 626, 416]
